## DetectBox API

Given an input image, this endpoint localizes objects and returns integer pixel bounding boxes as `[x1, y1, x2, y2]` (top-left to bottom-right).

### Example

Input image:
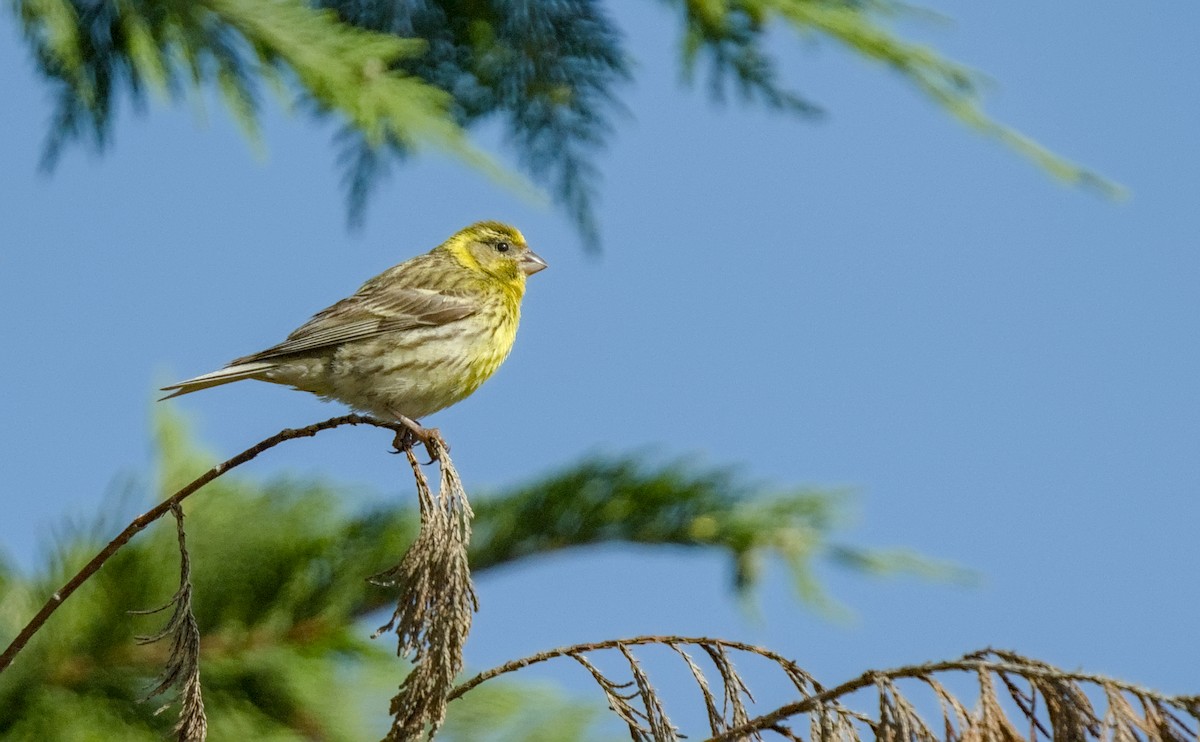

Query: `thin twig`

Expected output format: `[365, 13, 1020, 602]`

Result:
[0, 414, 406, 675]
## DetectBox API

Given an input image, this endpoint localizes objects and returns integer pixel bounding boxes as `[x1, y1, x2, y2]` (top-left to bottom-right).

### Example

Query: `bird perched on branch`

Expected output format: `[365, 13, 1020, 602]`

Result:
[162, 221, 547, 446]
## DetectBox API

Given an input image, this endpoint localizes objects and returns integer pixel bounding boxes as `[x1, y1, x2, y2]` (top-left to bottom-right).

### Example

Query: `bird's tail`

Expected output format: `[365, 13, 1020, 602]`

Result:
[159, 361, 275, 400]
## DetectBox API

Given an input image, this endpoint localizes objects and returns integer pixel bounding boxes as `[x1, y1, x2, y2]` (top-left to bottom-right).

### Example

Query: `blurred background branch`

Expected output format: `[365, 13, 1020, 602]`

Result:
[10, 0, 1117, 250]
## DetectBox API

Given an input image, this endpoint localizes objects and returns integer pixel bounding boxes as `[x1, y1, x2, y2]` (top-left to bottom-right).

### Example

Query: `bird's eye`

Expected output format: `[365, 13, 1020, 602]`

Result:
[495, 241, 511, 253]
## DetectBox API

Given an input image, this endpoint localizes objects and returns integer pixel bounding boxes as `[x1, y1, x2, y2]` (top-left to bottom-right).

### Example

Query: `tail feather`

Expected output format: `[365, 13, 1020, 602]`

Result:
[160, 362, 275, 400]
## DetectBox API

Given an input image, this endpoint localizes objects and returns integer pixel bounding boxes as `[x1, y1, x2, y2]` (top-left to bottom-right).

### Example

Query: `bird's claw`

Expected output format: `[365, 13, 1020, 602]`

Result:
[389, 428, 419, 454]
[388, 415, 446, 464]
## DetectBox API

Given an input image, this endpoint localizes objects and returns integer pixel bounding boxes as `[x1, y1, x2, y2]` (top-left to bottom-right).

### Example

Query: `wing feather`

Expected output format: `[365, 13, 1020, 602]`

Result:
[233, 285, 478, 364]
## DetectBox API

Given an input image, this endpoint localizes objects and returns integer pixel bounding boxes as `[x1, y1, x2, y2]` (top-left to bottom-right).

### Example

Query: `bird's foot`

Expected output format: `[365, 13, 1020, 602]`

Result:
[388, 413, 446, 463]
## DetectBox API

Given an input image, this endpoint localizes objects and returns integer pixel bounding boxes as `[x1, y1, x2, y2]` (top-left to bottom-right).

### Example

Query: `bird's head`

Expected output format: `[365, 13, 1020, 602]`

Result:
[443, 221, 548, 284]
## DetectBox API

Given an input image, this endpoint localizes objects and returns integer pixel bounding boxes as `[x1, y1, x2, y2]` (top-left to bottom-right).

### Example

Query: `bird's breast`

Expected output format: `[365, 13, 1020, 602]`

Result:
[323, 298, 521, 420]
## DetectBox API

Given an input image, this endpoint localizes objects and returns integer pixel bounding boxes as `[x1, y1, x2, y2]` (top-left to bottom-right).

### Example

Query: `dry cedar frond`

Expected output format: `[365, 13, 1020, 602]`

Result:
[701, 641, 756, 732]
[1104, 685, 1151, 742]
[671, 643, 726, 735]
[992, 671, 1050, 739]
[451, 639, 1198, 742]
[450, 636, 859, 741]
[923, 676, 972, 741]
[570, 650, 652, 734]
[811, 705, 862, 742]
[1140, 695, 1195, 742]
[130, 503, 207, 742]
[970, 668, 1025, 742]
[878, 676, 939, 742]
[371, 439, 477, 741]
[620, 643, 680, 741]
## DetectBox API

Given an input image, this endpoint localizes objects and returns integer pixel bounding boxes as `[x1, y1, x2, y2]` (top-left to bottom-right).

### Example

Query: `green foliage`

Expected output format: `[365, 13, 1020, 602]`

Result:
[469, 457, 844, 586]
[671, 0, 1119, 196]
[463, 455, 966, 616]
[676, 0, 822, 113]
[768, 0, 1121, 196]
[13, 0, 513, 186]
[321, 0, 629, 245]
[0, 410, 939, 737]
[10, 0, 1118, 250]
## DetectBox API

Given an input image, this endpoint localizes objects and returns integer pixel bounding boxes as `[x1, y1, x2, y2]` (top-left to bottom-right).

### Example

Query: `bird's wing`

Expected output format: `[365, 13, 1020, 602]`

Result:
[232, 286, 478, 363]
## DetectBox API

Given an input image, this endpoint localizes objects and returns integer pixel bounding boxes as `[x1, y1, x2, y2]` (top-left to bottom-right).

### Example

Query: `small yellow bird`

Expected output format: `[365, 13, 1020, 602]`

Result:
[162, 222, 547, 441]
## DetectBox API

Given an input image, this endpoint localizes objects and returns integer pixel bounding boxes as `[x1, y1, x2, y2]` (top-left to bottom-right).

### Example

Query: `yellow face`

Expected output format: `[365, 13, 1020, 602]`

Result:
[458, 222, 548, 281]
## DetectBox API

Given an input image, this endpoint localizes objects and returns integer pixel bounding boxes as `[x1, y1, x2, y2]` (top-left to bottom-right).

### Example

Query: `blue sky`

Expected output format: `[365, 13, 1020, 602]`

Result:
[2, 0, 1198, 733]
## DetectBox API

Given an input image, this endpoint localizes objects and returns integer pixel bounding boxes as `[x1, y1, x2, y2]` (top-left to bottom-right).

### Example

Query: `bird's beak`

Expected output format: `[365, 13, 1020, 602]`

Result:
[521, 250, 548, 276]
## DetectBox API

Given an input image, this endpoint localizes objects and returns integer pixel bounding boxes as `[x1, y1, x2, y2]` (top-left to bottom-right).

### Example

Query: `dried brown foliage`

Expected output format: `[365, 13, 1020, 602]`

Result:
[130, 503, 207, 742]
[451, 637, 1200, 742]
[370, 438, 478, 740]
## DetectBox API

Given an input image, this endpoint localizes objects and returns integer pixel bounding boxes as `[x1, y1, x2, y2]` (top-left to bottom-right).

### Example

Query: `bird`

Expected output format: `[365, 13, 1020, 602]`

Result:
[161, 221, 547, 445]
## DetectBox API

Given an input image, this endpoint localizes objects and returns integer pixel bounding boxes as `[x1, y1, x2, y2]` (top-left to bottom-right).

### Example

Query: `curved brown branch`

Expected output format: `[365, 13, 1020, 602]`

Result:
[448, 635, 813, 702]
[0, 414, 406, 674]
